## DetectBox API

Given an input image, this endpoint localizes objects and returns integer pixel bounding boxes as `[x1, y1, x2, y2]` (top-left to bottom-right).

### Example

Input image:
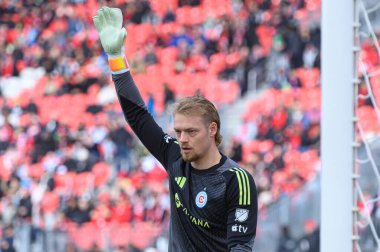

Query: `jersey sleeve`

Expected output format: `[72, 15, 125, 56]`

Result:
[224, 167, 258, 251]
[112, 71, 181, 169]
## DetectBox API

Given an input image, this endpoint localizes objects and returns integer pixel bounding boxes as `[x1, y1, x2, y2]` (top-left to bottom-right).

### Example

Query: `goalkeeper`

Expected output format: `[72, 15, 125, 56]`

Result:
[93, 6, 257, 251]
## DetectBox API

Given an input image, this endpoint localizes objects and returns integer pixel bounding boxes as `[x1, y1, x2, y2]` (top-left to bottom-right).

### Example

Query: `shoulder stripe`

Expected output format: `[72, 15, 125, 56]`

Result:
[239, 168, 251, 205]
[233, 168, 243, 205]
[229, 167, 251, 205]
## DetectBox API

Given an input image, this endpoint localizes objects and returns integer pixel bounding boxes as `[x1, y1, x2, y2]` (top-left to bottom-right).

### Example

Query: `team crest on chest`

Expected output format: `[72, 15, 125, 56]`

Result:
[195, 191, 208, 208]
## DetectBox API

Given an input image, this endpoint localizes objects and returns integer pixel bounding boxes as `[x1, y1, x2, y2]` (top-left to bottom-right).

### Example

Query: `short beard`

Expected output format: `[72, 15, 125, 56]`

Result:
[181, 151, 200, 162]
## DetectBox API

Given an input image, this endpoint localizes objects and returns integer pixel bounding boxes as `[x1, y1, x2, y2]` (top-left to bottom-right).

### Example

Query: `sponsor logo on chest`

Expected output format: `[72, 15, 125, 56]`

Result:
[175, 193, 210, 229]
[175, 176, 186, 189]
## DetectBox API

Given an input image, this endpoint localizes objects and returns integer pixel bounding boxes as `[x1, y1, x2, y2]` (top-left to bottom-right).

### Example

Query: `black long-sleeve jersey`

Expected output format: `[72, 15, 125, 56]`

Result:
[112, 71, 258, 251]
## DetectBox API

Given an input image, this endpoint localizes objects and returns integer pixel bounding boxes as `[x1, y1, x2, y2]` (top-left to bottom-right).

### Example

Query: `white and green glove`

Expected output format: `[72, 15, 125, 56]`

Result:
[93, 6, 129, 74]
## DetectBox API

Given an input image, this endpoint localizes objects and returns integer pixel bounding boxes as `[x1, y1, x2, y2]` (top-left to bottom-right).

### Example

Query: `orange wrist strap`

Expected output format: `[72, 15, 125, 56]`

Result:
[108, 55, 129, 73]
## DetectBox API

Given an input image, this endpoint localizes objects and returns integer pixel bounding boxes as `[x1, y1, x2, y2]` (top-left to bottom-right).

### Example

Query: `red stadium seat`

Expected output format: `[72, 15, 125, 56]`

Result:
[127, 24, 155, 45]
[258, 140, 274, 154]
[306, 0, 321, 11]
[92, 162, 111, 187]
[130, 222, 162, 249]
[357, 105, 380, 134]
[284, 150, 302, 165]
[109, 224, 132, 247]
[209, 53, 226, 74]
[279, 89, 296, 108]
[226, 52, 241, 67]
[296, 87, 320, 111]
[242, 140, 260, 162]
[213, 80, 240, 104]
[0, 156, 12, 181]
[176, 7, 197, 26]
[202, 0, 233, 19]
[150, 0, 178, 17]
[27, 162, 44, 180]
[41, 191, 60, 214]
[157, 47, 179, 66]
[73, 172, 94, 196]
[295, 68, 320, 88]
[71, 223, 104, 251]
[155, 23, 181, 42]
[54, 172, 76, 194]
[256, 25, 275, 56]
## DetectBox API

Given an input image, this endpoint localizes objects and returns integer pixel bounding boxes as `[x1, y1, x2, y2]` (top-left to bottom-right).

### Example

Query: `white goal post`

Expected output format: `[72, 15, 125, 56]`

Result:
[321, 0, 355, 251]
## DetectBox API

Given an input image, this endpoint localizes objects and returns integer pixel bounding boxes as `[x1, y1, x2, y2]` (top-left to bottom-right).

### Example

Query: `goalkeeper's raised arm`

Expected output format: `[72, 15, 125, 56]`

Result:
[93, 6, 258, 252]
[93, 7, 180, 167]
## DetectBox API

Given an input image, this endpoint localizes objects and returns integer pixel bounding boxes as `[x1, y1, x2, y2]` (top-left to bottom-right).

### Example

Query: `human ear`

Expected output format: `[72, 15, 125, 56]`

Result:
[209, 122, 217, 136]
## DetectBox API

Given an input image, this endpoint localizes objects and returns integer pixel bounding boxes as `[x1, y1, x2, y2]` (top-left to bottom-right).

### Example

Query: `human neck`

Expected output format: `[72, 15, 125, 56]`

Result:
[191, 146, 222, 170]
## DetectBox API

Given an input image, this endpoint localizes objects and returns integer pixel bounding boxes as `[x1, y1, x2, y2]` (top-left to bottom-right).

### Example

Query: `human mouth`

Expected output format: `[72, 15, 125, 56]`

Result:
[181, 147, 192, 153]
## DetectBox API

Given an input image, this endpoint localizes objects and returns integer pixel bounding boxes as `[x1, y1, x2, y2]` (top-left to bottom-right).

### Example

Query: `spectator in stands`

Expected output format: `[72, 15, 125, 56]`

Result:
[301, 122, 320, 149]
[244, 2, 261, 49]
[109, 118, 133, 174]
[144, 42, 158, 65]
[17, 188, 32, 220]
[230, 139, 243, 163]
[147, 92, 156, 118]
[129, 0, 153, 24]
[179, 0, 201, 7]
[129, 48, 146, 73]
[164, 83, 175, 109]
[64, 197, 92, 225]
[268, 145, 285, 172]
[1, 199, 16, 226]
[91, 199, 112, 224]
[31, 129, 58, 163]
[163, 7, 176, 23]
[303, 43, 319, 69]
[170, 26, 193, 47]
[64, 197, 79, 224]
[277, 226, 297, 252]
[24, 98, 39, 115]
[0, 121, 13, 154]
[0, 225, 15, 252]
[112, 193, 132, 223]
[296, 220, 320, 252]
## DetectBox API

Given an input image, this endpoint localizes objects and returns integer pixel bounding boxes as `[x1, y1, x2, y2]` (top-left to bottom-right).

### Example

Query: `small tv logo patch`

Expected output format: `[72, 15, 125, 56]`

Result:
[195, 191, 207, 208]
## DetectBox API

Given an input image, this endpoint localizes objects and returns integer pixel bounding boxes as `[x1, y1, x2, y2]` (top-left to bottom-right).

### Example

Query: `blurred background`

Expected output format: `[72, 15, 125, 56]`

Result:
[0, 0, 379, 251]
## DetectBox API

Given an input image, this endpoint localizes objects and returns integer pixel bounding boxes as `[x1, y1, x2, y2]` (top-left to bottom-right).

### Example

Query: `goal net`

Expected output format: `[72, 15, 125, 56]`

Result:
[355, 0, 380, 251]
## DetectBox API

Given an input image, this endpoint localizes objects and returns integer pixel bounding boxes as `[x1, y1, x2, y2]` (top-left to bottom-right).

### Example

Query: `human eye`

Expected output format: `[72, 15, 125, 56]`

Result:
[174, 130, 181, 138]
[188, 129, 198, 136]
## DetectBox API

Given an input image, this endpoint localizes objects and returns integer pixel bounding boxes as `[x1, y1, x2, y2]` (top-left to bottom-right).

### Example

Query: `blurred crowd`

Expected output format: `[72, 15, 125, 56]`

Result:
[0, 0, 323, 251]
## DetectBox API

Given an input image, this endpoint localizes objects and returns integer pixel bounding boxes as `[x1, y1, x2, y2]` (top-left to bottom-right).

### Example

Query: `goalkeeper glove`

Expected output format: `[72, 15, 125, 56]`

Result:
[93, 6, 129, 74]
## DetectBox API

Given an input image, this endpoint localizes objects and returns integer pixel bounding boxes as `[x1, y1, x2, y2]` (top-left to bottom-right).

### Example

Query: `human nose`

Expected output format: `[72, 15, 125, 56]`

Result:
[179, 132, 189, 143]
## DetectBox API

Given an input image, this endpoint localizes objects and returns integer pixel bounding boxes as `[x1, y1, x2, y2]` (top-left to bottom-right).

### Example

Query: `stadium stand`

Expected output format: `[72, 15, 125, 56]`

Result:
[0, 0, 338, 251]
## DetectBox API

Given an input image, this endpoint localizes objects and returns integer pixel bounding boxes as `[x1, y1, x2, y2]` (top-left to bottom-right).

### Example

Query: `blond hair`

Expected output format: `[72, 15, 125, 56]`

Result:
[173, 96, 222, 146]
